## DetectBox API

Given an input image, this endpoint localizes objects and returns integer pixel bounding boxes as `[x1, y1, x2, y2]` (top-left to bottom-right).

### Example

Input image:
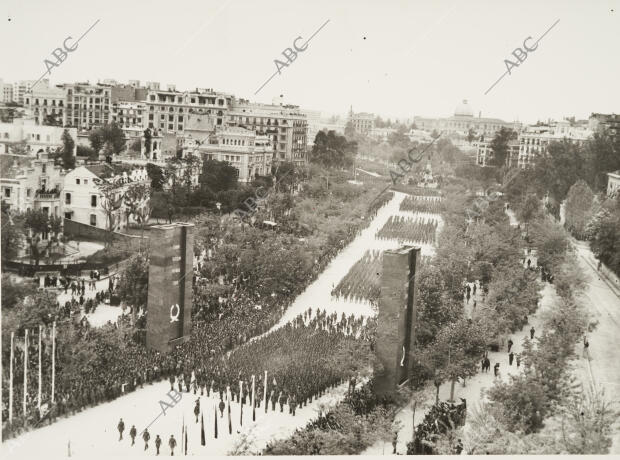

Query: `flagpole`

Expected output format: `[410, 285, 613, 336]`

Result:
[38, 324, 42, 414]
[9, 331, 14, 423]
[264, 370, 268, 413]
[51, 321, 56, 404]
[23, 329, 28, 416]
[227, 386, 232, 434]
[251, 375, 256, 422]
[239, 380, 243, 426]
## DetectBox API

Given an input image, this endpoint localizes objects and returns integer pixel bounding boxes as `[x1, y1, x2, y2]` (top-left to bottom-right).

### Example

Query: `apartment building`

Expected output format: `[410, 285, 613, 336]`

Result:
[517, 121, 592, 168]
[0, 79, 14, 103]
[61, 82, 112, 130]
[186, 126, 273, 183]
[348, 108, 375, 135]
[145, 85, 233, 135]
[24, 84, 67, 125]
[414, 100, 521, 137]
[227, 99, 307, 165]
[0, 119, 77, 155]
[62, 164, 149, 231]
[474, 135, 520, 167]
[589, 113, 620, 141]
[0, 152, 65, 215]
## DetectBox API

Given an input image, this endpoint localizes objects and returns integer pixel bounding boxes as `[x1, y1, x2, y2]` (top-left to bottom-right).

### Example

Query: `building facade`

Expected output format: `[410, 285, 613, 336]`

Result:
[0, 119, 77, 156]
[517, 121, 592, 168]
[607, 170, 620, 197]
[473, 136, 519, 167]
[62, 82, 113, 130]
[348, 108, 375, 135]
[24, 84, 67, 126]
[62, 164, 149, 231]
[1, 152, 65, 215]
[414, 100, 521, 137]
[145, 86, 233, 135]
[589, 113, 620, 141]
[186, 126, 273, 183]
[227, 100, 307, 165]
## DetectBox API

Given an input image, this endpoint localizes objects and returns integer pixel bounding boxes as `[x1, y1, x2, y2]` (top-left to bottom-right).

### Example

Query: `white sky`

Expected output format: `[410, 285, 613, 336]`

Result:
[1, 0, 619, 124]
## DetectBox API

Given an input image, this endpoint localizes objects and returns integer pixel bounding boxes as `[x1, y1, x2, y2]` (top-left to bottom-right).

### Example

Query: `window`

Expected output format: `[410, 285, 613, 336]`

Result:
[91, 195, 97, 207]
[4, 188, 11, 198]
[42, 164, 46, 173]
[76, 178, 80, 184]
[65, 193, 71, 204]
[26, 188, 32, 197]
[84, 179, 88, 184]
[64, 212, 72, 220]
[90, 214, 97, 226]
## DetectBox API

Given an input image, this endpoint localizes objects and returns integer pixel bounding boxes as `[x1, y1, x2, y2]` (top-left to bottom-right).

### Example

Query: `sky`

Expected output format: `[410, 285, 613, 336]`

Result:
[1, 0, 619, 124]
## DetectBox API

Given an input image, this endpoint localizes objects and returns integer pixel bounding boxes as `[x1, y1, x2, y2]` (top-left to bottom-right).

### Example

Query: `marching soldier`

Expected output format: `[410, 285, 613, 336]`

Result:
[155, 434, 162, 455]
[117, 418, 125, 441]
[169, 434, 177, 456]
[130, 425, 137, 446]
[143, 428, 151, 450]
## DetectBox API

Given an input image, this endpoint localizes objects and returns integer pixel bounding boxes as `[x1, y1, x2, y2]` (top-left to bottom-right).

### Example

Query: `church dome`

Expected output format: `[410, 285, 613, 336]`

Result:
[454, 99, 473, 117]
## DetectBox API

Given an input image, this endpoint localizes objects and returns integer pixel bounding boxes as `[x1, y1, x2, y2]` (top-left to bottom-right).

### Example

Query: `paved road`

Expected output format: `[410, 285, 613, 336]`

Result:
[572, 241, 620, 454]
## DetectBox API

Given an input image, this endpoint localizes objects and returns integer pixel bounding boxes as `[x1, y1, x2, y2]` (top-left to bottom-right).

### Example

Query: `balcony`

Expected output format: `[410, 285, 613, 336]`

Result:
[35, 189, 60, 200]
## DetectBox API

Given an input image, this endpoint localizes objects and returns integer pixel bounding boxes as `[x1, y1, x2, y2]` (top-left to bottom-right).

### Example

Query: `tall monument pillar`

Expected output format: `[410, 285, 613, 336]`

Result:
[375, 246, 421, 396]
[146, 222, 194, 353]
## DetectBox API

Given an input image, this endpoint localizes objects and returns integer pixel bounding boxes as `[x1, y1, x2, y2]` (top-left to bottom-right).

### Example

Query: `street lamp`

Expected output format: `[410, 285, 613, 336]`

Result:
[216, 202, 221, 216]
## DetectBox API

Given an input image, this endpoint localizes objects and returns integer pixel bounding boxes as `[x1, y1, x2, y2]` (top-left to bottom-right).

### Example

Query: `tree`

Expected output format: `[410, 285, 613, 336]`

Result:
[146, 162, 166, 191]
[116, 253, 149, 313]
[61, 129, 75, 169]
[76, 145, 97, 160]
[421, 319, 488, 403]
[199, 159, 238, 193]
[9, 139, 29, 155]
[489, 127, 517, 167]
[564, 180, 596, 239]
[587, 195, 620, 275]
[534, 140, 585, 203]
[144, 128, 152, 155]
[1, 204, 22, 261]
[22, 209, 62, 265]
[310, 131, 357, 169]
[344, 121, 356, 139]
[151, 191, 175, 224]
[94, 180, 124, 247]
[43, 113, 62, 126]
[124, 183, 151, 246]
[583, 132, 620, 193]
[89, 130, 105, 155]
[467, 128, 476, 144]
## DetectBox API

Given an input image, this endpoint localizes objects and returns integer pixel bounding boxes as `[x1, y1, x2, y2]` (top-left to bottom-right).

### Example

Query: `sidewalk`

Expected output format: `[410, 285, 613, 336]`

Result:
[363, 281, 557, 455]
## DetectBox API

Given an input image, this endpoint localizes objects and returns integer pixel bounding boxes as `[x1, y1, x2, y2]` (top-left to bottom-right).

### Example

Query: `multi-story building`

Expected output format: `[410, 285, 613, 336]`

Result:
[62, 163, 149, 231]
[24, 84, 67, 126]
[111, 100, 146, 129]
[517, 120, 592, 168]
[474, 136, 519, 167]
[227, 99, 307, 165]
[414, 100, 521, 137]
[145, 85, 233, 135]
[589, 113, 620, 141]
[1, 152, 65, 215]
[62, 82, 112, 130]
[185, 126, 273, 183]
[607, 170, 620, 197]
[0, 119, 77, 156]
[13, 80, 45, 105]
[348, 107, 375, 135]
[300, 109, 322, 146]
[0, 79, 14, 103]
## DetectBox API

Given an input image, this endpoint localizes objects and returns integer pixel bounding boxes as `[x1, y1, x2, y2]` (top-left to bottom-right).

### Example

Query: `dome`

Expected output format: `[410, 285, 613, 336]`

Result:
[454, 99, 473, 117]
